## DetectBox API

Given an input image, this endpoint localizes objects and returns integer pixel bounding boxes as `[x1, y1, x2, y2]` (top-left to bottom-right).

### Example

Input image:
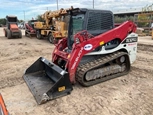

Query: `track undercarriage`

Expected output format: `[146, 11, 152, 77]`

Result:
[76, 51, 130, 86]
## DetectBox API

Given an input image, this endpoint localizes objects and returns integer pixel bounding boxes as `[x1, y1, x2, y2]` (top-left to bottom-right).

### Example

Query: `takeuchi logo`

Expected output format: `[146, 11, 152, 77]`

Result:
[84, 44, 93, 51]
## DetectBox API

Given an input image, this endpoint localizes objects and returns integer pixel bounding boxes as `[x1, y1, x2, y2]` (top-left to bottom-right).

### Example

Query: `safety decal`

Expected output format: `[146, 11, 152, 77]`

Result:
[71, 47, 83, 70]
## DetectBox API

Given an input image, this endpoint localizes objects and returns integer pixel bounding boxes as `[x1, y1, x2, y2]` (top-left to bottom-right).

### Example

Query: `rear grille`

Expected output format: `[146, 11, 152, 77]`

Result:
[87, 12, 113, 30]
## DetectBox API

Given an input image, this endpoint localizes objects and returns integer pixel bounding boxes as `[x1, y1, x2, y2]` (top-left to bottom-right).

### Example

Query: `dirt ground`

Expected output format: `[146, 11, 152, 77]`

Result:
[0, 27, 153, 115]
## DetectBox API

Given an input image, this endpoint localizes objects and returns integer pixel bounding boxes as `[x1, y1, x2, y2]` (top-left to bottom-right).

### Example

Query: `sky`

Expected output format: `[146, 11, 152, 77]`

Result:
[0, 0, 152, 21]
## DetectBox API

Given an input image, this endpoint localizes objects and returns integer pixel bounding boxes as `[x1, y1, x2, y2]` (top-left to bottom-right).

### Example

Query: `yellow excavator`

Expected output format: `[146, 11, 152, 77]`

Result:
[34, 7, 73, 43]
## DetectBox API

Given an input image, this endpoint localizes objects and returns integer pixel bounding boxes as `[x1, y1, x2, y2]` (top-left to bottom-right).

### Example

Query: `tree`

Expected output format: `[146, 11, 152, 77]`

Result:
[0, 18, 6, 25]
[18, 20, 24, 23]
[114, 16, 134, 23]
[36, 15, 44, 21]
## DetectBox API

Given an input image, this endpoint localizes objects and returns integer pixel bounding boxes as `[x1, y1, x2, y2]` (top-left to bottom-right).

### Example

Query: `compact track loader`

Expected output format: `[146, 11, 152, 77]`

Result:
[25, 20, 38, 38]
[4, 15, 22, 39]
[23, 8, 138, 104]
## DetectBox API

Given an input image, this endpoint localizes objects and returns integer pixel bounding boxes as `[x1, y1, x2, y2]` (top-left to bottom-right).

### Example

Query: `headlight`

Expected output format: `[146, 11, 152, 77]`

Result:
[75, 38, 80, 44]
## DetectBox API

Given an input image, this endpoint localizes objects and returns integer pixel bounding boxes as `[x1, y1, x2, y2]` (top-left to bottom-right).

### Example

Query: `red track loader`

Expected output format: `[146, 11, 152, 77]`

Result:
[25, 20, 38, 38]
[23, 8, 138, 104]
[0, 93, 9, 115]
[4, 15, 22, 39]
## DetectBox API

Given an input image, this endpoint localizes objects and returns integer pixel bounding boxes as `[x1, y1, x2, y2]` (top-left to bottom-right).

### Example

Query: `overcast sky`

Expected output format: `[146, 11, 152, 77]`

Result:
[0, 0, 152, 20]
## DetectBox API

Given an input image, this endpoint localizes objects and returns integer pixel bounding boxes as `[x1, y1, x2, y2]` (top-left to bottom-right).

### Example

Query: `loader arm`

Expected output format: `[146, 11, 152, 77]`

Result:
[52, 21, 137, 83]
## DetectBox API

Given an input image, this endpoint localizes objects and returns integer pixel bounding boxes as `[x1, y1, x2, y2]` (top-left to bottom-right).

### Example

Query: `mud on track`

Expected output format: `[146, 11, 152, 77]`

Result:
[0, 30, 153, 115]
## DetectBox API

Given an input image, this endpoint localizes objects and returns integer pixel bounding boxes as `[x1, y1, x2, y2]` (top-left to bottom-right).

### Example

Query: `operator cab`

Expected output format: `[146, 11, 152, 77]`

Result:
[28, 20, 38, 29]
[67, 8, 115, 50]
[6, 15, 18, 29]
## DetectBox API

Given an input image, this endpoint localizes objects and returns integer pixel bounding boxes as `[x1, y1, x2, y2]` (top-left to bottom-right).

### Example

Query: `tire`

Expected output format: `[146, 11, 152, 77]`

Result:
[4, 29, 7, 37]
[48, 33, 55, 44]
[36, 30, 42, 39]
[25, 30, 28, 37]
[7, 29, 11, 39]
[19, 30, 22, 38]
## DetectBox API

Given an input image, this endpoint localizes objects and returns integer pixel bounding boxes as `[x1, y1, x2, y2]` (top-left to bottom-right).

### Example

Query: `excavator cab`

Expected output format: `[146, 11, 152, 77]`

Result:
[23, 8, 138, 104]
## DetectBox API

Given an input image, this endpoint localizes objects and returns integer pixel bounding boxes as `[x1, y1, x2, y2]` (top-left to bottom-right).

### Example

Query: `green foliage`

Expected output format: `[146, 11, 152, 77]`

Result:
[137, 22, 149, 27]
[36, 15, 44, 21]
[114, 16, 134, 23]
[18, 20, 24, 23]
[0, 18, 6, 25]
[114, 15, 150, 27]
[134, 13, 153, 27]
[0, 18, 24, 26]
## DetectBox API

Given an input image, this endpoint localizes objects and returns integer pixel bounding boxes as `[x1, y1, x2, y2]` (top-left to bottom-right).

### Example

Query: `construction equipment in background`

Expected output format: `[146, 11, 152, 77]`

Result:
[152, 27, 153, 39]
[23, 8, 138, 104]
[34, 7, 73, 44]
[0, 93, 9, 115]
[134, 4, 153, 37]
[18, 22, 25, 29]
[25, 19, 38, 38]
[134, 12, 153, 36]
[3, 15, 22, 39]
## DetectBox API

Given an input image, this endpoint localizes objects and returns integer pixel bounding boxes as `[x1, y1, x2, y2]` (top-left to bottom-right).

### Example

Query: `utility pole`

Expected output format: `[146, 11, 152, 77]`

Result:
[57, 0, 59, 10]
[93, 0, 94, 9]
[23, 10, 25, 22]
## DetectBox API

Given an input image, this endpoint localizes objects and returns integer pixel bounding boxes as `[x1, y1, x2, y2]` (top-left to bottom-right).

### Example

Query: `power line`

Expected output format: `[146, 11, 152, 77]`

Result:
[57, 0, 58, 10]
[23, 10, 25, 22]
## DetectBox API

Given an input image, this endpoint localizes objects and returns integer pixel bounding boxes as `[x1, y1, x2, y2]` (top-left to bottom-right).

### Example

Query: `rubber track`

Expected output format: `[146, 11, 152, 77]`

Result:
[76, 51, 130, 87]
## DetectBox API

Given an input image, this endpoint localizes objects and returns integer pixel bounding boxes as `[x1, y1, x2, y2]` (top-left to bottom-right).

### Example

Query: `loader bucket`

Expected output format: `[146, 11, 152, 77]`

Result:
[23, 57, 73, 104]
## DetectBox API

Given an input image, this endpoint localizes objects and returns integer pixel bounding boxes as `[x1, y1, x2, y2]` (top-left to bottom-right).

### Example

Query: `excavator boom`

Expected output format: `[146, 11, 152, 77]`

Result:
[34, 7, 74, 43]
